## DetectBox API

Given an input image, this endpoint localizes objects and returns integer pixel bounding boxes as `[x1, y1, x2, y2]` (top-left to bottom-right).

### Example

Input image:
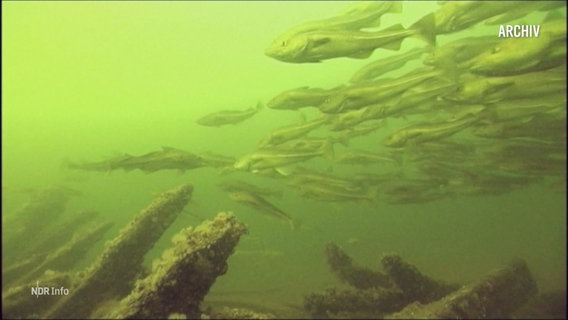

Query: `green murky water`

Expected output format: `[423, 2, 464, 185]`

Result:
[2, 1, 566, 318]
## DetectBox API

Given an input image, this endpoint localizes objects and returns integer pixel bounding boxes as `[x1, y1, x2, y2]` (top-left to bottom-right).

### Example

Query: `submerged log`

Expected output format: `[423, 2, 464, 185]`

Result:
[13, 221, 114, 286]
[109, 211, 247, 319]
[46, 184, 193, 319]
[3, 186, 81, 262]
[381, 254, 459, 303]
[386, 258, 538, 319]
[24, 209, 99, 257]
[325, 243, 392, 290]
[304, 287, 406, 319]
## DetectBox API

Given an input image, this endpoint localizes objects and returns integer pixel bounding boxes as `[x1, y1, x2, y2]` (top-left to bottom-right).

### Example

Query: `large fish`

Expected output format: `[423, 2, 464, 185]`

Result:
[226, 189, 297, 229]
[265, 13, 435, 63]
[267, 1, 403, 51]
[196, 103, 262, 127]
[65, 147, 205, 174]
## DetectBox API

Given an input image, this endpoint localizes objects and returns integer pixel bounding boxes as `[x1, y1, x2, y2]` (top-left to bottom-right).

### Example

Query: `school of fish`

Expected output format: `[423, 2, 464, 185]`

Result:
[67, 1, 566, 228]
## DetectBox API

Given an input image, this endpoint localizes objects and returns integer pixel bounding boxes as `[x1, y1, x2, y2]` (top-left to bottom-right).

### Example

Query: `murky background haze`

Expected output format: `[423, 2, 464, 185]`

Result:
[2, 1, 566, 315]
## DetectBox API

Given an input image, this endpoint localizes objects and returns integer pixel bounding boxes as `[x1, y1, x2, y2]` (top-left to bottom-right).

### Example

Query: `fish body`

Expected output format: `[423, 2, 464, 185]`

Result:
[350, 47, 429, 83]
[234, 139, 334, 173]
[278, 1, 401, 36]
[218, 180, 283, 198]
[434, 1, 519, 34]
[423, 36, 501, 67]
[66, 147, 205, 173]
[384, 115, 480, 148]
[467, 16, 566, 76]
[258, 117, 326, 147]
[266, 1, 403, 60]
[443, 75, 514, 104]
[266, 86, 340, 110]
[296, 182, 376, 202]
[336, 150, 401, 166]
[196, 103, 262, 127]
[320, 67, 441, 113]
[265, 14, 435, 63]
[227, 190, 296, 228]
[483, 1, 566, 25]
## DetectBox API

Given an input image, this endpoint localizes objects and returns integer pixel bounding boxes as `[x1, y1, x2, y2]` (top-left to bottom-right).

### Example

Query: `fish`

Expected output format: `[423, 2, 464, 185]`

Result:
[433, 1, 520, 34]
[383, 115, 481, 148]
[483, 1, 566, 25]
[423, 36, 501, 68]
[324, 106, 371, 131]
[196, 151, 236, 174]
[332, 119, 387, 141]
[218, 180, 283, 199]
[466, 15, 566, 76]
[384, 78, 458, 117]
[266, 1, 403, 54]
[288, 167, 363, 191]
[442, 74, 514, 104]
[349, 47, 429, 83]
[196, 103, 262, 127]
[265, 13, 435, 63]
[336, 150, 401, 166]
[257, 116, 326, 147]
[65, 147, 205, 174]
[483, 97, 565, 122]
[319, 67, 442, 113]
[295, 181, 377, 202]
[234, 139, 334, 174]
[284, 1, 401, 34]
[472, 114, 566, 141]
[226, 189, 297, 229]
[266, 86, 341, 110]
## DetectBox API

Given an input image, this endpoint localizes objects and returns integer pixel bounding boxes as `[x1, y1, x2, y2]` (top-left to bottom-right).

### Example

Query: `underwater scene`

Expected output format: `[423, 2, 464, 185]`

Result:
[2, 1, 566, 319]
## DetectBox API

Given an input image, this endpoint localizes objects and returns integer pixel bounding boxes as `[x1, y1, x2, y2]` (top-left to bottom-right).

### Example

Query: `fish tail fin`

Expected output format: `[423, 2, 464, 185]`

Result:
[410, 13, 436, 46]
